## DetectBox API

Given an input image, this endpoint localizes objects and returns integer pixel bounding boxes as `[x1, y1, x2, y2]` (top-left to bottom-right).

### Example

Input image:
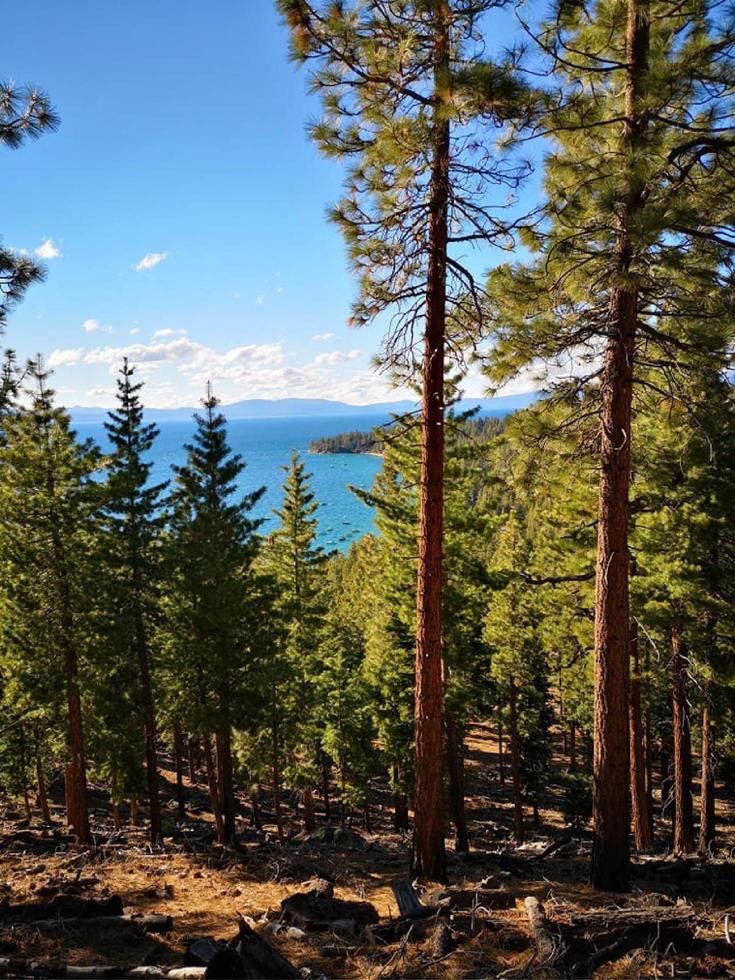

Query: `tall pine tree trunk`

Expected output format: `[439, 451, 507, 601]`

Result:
[509, 676, 524, 843]
[590, 0, 648, 892]
[629, 618, 652, 851]
[671, 618, 695, 854]
[445, 710, 469, 853]
[699, 694, 715, 854]
[216, 727, 236, 844]
[133, 601, 161, 845]
[413, 0, 450, 883]
[644, 641, 654, 839]
[53, 525, 90, 844]
[203, 736, 225, 844]
[187, 738, 197, 784]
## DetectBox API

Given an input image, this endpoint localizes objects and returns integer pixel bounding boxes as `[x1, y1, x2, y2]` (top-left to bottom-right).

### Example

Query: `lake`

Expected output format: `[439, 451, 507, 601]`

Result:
[74, 415, 387, 552]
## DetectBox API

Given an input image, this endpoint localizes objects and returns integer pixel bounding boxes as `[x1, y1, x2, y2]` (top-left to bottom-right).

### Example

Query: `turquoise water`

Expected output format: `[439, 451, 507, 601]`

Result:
[74, 415, 387, 552]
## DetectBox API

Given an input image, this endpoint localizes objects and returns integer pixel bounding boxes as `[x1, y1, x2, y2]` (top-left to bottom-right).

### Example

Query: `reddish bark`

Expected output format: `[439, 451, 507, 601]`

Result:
[509, 676, 524, 844]
[590, 0, 648, 892]
[671, 619, 695, 854]
[215, 728, 236, 843]
[412, 0, 450, 884]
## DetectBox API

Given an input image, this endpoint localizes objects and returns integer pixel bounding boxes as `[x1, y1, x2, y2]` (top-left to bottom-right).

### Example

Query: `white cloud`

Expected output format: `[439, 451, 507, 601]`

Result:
[86, 386, 116, 399]
[129, 327, 140, 335]
[256, 295, 265, 306]
[34, 238, 62, 260]
[313, 349, 361, 366]
[152, 328, 186, 338]
[134, 251, 168, 272]
[312, 332, 335, 342]
[48, 348, 83, 369]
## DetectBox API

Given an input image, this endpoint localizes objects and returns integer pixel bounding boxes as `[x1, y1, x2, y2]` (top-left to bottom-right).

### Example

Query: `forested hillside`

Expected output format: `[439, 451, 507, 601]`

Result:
[1, 0, 735, 977]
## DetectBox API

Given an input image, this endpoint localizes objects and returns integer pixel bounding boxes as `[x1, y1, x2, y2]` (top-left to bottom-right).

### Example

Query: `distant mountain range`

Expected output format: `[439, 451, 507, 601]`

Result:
[69, 391, 538, 423]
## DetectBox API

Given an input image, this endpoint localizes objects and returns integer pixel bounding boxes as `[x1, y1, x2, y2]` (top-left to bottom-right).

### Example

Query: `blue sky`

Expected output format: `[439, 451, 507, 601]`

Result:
[2, 1, 530, 408]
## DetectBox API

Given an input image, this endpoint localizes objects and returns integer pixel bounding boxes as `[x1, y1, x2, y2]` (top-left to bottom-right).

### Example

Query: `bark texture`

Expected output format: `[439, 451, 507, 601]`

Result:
[590, 0, 649, 891]
[412, 0, 449, 883]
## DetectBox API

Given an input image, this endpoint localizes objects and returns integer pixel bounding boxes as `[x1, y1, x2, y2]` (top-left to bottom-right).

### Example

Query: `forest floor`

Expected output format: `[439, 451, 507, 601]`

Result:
[1, 723, 735, 978]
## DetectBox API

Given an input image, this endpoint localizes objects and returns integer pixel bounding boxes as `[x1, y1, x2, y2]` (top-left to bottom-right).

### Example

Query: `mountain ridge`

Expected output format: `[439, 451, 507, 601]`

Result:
[69, 391, 537, 423]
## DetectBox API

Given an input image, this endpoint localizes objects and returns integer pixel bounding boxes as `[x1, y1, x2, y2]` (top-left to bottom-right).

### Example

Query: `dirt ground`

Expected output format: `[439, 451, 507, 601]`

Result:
[1, 723, 734, 978]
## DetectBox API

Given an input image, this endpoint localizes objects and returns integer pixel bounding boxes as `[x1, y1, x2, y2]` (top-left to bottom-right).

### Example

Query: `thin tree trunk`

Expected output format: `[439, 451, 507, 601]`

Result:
[590, 0, 648, 892]
[630, 618, 652, 851]
[130, 799, 139, 826]
[23, 786, 31, 821]
[251, 787, 263, 831]
[272, 733, 284, 842]
[644, 643, 654, 840]
[302, 786, 316, 832]
[173, 722, 186, 820]
[202, 737, 225, 844]
[187, 738, 197, 784]
[671, 618, 695, 854]
[412, 0, 450, 884]
[215, 728, 236, 844]
[569, 721, 577, 773]
[112, 804, 121, 831]
[444, 710, 469, 853]
[53, 529, 90, 843]
[34, 732, 51, 824]
[393, 763, 410, 832]
[699, 691, 716, 854]
[509, 676, 524, 844]
[320, 752, 332, 821]
[134, 604, 161, 845]
[498, 717, 505, 785]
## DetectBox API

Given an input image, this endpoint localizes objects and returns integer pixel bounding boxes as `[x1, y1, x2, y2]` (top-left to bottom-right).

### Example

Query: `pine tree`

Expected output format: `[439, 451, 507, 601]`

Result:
[102, 358, 167, 844]
[0, 360, 102, 841]
[278, 0, 530, 881]
[484, 0, 735, 890]
[264, 452, 325, 829]
[0, 82, 59, 330]
[163, 385, 264, 843]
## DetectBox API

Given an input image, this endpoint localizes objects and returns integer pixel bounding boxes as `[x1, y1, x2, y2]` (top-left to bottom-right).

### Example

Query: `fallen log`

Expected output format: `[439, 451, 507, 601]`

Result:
[529, 834, 574, 862]
[567, 922, 694, 978]
[280, 887, 378, 932]
[1, 895, 124, 922]
[391, 879, 423, 917]
[524, 897, 563, 966]
[32, 912, 172, 933]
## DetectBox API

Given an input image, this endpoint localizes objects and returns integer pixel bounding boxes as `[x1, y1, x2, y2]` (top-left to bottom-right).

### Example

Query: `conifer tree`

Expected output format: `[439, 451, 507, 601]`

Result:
[0, 82, 59, 330]
[264, 452, 325, 829]
[278, 0, 530, 880]
[102, 358, 167, 843]
[163, 385, 264, 843]
[485, 0, 735, 889]
[0, 361, 102, 841]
